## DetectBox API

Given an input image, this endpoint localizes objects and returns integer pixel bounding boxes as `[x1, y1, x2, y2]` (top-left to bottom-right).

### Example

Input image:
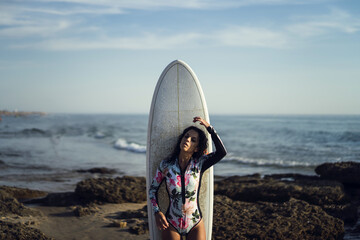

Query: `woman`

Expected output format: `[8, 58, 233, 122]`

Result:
[149, 116, 227, 240]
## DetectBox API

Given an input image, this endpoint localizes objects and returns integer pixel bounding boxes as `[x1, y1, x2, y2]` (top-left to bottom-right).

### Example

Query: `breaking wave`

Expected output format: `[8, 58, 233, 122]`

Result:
[223, 155, 317, 168]
[114, 138, 146, 153]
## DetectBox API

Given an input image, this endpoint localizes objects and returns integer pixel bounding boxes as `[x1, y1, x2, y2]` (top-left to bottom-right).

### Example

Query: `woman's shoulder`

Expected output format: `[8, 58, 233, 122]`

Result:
[196, 152, 215, 163]
[159, 157, 174, 170]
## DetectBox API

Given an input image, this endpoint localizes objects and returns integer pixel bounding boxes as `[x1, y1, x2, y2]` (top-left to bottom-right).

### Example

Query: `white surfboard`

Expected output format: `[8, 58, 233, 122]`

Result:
[146, 60, 213, 240]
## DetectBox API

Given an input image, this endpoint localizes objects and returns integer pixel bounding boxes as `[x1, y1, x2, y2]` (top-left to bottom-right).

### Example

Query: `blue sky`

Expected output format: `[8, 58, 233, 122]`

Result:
[1, 0, 359, 114]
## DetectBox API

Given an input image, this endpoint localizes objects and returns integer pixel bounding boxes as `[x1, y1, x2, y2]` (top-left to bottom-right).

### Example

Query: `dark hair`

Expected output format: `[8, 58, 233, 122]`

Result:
[166, 126, 208, 163]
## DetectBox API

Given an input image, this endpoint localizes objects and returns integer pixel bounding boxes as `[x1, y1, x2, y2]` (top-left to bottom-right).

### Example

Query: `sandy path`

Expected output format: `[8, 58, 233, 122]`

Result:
[31, 203, 150, 240]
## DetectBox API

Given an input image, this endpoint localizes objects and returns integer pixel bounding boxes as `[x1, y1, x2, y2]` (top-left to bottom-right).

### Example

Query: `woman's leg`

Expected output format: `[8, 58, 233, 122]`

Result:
[187, 219, 206, 240]
[162, 224, 181, 240]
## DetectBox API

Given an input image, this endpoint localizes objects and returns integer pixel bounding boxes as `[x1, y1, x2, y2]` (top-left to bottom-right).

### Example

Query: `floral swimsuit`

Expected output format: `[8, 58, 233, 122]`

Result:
[149, 126, 227, 236]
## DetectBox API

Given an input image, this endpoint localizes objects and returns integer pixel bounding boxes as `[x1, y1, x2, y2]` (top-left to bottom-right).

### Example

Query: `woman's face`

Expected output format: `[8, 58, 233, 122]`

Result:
[180, 129, 199, 154]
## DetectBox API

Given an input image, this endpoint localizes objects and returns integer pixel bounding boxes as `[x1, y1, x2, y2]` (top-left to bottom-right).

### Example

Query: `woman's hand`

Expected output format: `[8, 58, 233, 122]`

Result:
[193, 116, 210, 128]
[155, 211, 169, 230]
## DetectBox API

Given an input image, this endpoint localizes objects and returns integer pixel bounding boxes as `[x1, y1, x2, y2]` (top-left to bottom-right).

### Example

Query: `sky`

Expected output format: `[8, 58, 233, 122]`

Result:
[0, 0, 359, 115]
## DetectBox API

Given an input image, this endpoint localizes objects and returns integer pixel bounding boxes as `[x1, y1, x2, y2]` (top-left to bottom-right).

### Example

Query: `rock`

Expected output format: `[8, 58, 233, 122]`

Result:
[108, 220, 127, 228]
[127, 218, 144, 224]
[344, 184, 360, 203]
[129, 220, 148, 235]
[0, 186, 47, 201]
[29, 192, 81, 207]
[0, 190, 41, 217]
[76, 167, 117, 174]
[73, 206, 89, 217]
[117, 206, 148, 219]
[263, 173, 320, 181]
[73, 203, 99, 217]
[322, 203, 358, 224]
[21, 128, 49, 137]
[215, 175, 348, 205]
[112, 205, 148, 234]
[315, 161, 360, 185]
[114, 205, 147, 222]
[0, 220, 53, 240]
[214, 174, 357, 224]
[75, 176, 146, 203]
[212, 195, 344, 240]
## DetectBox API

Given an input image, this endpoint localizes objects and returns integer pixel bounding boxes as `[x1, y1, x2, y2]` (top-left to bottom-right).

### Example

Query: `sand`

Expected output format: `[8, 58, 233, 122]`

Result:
[6, 202, 150, 240]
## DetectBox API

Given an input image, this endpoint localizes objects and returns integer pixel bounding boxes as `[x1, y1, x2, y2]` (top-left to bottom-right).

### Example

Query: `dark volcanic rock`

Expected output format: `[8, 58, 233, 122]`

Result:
[214, 174, 357, 223]
[30, 192, 81, 207]
[75, 176, 146, 203]
[315, 161, 360, 185]
[0, 186, 47, 201]
[212, 195, 344, 240]
[0, 190, 41, 216]
[263, 173, 320, 181]
[215, 175, 348, 205]
[21, 128, 49, 137]
[0, 220, 53, 240]
[76, 167, 117, 174]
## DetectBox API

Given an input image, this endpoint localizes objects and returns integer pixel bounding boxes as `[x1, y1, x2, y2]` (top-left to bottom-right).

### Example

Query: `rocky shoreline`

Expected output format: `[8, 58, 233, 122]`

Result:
[0, 161, 359, 239]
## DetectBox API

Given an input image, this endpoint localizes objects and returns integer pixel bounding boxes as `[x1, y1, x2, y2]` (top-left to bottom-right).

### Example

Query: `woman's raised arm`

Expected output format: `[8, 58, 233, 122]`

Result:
[193, 116, 227, 171]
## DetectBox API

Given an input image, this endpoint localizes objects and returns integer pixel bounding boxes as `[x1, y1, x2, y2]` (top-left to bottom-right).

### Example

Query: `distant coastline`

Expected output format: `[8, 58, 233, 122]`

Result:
[0, 110, 46, 117]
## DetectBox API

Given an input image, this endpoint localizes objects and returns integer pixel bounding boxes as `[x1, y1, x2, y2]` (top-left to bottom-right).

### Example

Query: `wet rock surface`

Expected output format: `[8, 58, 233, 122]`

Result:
[212, 195, 344, 240]
[76, 167, 117, 174]
[0, 220, 53, 240]
[315, 161, 360, 185]
[75, 176, 146, 203]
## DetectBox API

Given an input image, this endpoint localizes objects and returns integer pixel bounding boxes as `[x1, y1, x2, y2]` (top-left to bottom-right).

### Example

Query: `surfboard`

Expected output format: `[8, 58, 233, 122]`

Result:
[146, 60, 213, 240]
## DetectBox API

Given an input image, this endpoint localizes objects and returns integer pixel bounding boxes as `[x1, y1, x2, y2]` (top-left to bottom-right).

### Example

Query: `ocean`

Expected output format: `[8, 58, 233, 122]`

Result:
[0, 114, 359, 192]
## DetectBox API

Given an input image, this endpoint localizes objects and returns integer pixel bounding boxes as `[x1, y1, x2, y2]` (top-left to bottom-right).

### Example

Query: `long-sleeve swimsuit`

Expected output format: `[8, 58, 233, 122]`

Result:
[149, 125, 227, 236]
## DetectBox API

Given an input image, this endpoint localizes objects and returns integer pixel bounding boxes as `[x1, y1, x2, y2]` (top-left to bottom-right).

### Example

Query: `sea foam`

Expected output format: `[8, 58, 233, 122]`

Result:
[223, 155, 316, 168]
[114, 138, 146, 153]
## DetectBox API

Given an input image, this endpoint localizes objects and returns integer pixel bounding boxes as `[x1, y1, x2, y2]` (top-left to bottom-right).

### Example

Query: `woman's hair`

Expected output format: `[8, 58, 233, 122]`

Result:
[166, 126, 208, 163]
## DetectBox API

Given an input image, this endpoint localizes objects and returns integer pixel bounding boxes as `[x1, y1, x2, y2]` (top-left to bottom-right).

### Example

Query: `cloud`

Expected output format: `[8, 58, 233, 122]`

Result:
[1, 0, 331, 17]
[21, 6, 125, 16]
[1, 1, 359, 51]
[287, 8, 360, 37]
[10, 33, 204, 50]
[214, 26, 288, 48]
[10, 26, 290, 50]
[0, 21, 72, 38]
